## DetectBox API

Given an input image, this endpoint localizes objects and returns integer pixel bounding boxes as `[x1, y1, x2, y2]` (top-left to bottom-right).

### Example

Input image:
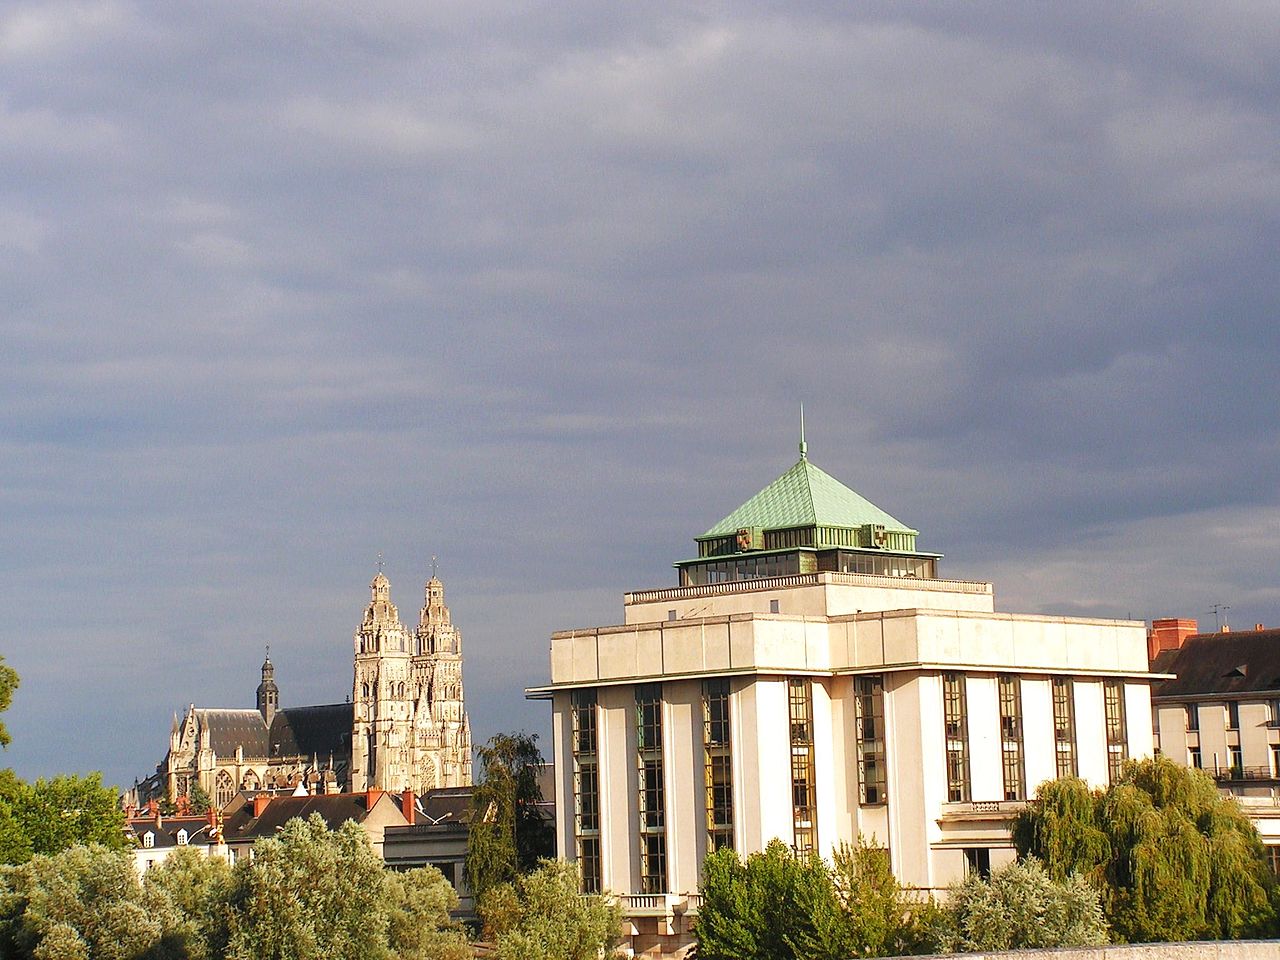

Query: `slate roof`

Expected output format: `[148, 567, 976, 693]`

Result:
[194, 709, 268, 757]
[1151, 629, 1280, 698]
[128, 816, 218, 849]
[268, 703, 353, 759]
[702, 457, 912, 537]
[221, 791, 401, 844]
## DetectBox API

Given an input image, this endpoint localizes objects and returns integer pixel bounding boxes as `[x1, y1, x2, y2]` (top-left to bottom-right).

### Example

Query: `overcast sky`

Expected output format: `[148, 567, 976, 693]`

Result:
[2, 2, 1279, 789]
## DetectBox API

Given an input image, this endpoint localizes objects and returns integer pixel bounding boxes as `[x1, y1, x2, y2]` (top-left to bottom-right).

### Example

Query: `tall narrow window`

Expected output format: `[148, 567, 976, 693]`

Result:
[1052, 678, 1077, 778]
[703, 678, 734, 852]
[1186, 703, 1199, 731]
[943, 673, 970, 802]
[635, 683, 666, 893]
[1104, 681, 1128, 783]
[571, 689, 601, 894]
[854, 676, 887, 804]
[1227, 701, 1240, 730]
[1189, 746, 1202, 769]
[998, 676, 1025, 801]
[788, 678, 816, 853]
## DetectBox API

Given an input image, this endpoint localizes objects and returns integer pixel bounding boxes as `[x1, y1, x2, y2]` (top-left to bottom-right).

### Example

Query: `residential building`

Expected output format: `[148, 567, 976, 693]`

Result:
[126, 812, 225, 873]
[1148, 618, 1280, 856]
[220, 787, 412, 860]
[529, 444, 1156, 957]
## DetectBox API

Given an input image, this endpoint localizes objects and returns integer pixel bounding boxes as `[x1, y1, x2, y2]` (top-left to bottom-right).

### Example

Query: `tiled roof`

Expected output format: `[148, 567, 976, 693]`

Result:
[194, 709, 268, 757]
[1151, 629, 1280, 698]
[703, 457, 911, 537]
[221, 791, 402, 843]
[127, 816, 218, 849]
[268, 703, 353, 759]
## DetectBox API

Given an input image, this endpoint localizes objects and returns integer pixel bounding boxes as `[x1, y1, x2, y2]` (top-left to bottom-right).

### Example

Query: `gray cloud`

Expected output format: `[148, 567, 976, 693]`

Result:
[2, 2, 1279, 785]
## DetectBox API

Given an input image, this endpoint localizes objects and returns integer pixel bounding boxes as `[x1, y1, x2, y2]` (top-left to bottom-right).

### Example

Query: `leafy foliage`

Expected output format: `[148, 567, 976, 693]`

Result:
[478, 859, 621, 960]
[696, 838, 925, 960]
[224, 814, 390, 960]
[186, 784, 212, 816]
[384, 866, 471, 960]
[142, 846, 233, 960]
[1013, 756, 1277, 942]
[932, 857, 1108, 952]
[0, 843, 185, 960]
[0, 656, 17, 750]
[0, 772, 127, 864]
[465, 732, 553, 902]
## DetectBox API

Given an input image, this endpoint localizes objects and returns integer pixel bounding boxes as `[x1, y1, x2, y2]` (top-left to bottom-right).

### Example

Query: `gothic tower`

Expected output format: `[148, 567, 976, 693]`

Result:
[256, 652, 279, 727]
[350, 572, 416, 791]
[412, 574, 472, 789]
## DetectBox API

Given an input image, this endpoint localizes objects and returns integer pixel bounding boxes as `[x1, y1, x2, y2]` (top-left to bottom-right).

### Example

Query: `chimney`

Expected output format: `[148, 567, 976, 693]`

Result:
[401, 788, 415, 826]
[1257, 624, 1265, 632]
[253, 793, 271, 818]
[366, 788, 382, 811]
[1147, 618, 1200, 662]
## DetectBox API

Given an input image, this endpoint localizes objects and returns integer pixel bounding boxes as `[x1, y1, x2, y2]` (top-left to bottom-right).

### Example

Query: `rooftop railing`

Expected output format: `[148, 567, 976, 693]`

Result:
[625, 571, 992, 605]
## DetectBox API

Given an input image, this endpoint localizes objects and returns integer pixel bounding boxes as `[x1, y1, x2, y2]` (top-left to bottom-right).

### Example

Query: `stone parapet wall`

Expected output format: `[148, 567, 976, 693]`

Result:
[896, 942, 1279, 960]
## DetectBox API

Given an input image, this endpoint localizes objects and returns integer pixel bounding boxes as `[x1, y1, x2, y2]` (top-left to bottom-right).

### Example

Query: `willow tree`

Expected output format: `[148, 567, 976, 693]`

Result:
[1012, 756, 1276, 943]
[466, 732, 553, 906]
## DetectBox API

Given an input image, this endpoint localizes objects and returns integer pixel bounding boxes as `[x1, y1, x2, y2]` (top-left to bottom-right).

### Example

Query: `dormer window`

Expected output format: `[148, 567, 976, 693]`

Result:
[142, 832, 155, 848]
[176, 829, 188, 845]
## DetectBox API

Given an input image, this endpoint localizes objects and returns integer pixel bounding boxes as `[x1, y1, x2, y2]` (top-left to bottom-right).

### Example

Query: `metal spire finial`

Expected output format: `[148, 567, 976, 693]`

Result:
[376, 552, 385, 574]
[431, 554, 438, 579]
[799, 404, 807, 460]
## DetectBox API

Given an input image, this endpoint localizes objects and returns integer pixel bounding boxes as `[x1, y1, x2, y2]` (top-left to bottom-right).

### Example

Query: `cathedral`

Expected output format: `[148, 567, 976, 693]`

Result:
[138, 569, 472, 810]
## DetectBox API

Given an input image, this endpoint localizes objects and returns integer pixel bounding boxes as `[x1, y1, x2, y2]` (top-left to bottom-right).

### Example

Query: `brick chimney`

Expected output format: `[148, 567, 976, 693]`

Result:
[1148, 618, 1199, 662]
[253, 793, 271, 817]
[401, 789, 416, 826]
[366, 788, 382, 811]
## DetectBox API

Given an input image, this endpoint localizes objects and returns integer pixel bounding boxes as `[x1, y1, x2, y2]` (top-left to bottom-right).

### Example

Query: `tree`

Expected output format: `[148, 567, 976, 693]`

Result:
[1013, 756, 1277, 942]
[478, 859, 621, 960]
[384, 866, 471, 960]
[186, 783, 212, 816]
[224, 814, 390, 960]
[142, 845, 234, 960]
[0, 773, 127, 863]
[465, 732, 553, 902]
[932, 857, 1108, 952]
[696, 839, 923, 960]
[0, 843, 185, 960]
[0, 656, 17, 749]
[831, 838, 926, 957]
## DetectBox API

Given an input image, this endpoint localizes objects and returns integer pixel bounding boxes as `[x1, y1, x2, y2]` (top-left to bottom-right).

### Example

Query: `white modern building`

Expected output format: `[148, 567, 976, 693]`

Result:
[529, 443, 1158, 957]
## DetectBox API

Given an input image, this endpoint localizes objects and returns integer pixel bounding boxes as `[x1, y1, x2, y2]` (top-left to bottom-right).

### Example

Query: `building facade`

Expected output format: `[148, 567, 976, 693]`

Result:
[529, 447, 1157, 954]
[1148, 618, 1280, 865]
[136, 570, 472, 808]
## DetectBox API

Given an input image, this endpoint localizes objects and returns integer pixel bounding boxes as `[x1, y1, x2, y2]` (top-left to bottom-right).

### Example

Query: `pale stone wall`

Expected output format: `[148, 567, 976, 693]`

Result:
[894, 942, 1280, 960]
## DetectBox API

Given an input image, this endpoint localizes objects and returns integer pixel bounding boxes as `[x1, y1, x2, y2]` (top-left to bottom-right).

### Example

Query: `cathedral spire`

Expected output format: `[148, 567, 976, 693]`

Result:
[257, 649, 279, 727]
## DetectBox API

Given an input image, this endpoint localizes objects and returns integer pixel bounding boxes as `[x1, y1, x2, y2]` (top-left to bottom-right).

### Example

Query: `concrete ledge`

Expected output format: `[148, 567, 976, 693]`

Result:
[897, 941, 1280, 960]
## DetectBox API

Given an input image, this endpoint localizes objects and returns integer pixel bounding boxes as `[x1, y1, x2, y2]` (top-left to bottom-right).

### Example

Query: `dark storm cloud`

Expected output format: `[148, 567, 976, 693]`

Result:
[1, 2, 1278, 784]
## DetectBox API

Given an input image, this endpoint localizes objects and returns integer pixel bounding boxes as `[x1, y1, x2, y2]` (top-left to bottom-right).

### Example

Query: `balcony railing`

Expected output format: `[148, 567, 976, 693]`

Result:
[619, 893, 699, 917]
[624, 571, 992, 605]
[940, 799, 1029, 819]
[1211, 765, 1278, 783]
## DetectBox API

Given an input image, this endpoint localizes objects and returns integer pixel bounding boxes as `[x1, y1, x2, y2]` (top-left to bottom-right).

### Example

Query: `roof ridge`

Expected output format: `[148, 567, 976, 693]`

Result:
[797, 459, 818, 527]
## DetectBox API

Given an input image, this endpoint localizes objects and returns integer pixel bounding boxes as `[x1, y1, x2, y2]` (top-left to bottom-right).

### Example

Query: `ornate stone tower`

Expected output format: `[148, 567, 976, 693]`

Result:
[412, 574, 472, 789]
[350, 572, 416, 792]
[256, 652, 279, 727]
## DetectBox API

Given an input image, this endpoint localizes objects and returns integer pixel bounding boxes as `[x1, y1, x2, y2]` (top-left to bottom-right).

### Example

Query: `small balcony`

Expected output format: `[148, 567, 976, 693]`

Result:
[939, 799, 1028, 821]
[1210, 765, 1278, 784]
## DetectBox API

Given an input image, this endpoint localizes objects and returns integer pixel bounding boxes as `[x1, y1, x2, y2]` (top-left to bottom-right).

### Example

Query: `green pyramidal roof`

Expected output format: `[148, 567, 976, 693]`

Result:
[702, 457, 913, 538]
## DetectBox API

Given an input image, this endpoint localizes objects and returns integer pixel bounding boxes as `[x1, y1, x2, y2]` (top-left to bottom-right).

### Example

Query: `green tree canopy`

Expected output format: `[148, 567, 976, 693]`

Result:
[384, 866, 470, 960]
[224, 814, 390, 960]
[932, 857, 1108, 952]
[0, 773, 127, 864]
[0, 843, 184, 960]
[478, 859, 621, 960]
[1012, 756, 1277, 942]
[0, 656, 17, 750]
[696, 838, 923, 960]
[465, 732, 553, 902]
[142, 845, 234, 960]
